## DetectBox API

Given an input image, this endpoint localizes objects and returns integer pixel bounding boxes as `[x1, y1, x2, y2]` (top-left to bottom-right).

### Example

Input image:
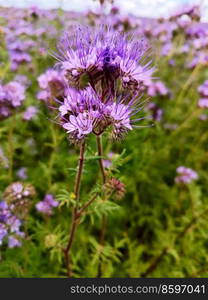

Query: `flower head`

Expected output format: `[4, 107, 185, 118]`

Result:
[36, 194, 59, 216]
[175, 166, 198, 184]
[37, 69, 66, 101]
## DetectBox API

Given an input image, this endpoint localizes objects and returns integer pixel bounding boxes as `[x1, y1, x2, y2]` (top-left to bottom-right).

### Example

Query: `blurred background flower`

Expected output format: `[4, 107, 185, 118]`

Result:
[0, 0, 207, 21]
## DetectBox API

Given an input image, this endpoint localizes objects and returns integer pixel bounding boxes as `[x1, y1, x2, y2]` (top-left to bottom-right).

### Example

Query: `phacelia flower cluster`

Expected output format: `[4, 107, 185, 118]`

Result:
[36, 194, 58, 216]
[175, 166, 198, 184]
[147, 102, 163, 122]
[0, 81, 26, 120]
[54, 25, 154, 142]
[0, 201, 24, 248]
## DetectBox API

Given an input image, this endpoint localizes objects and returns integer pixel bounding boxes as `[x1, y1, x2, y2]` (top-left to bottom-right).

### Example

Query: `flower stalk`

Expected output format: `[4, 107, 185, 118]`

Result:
[63, 141, 86, 277]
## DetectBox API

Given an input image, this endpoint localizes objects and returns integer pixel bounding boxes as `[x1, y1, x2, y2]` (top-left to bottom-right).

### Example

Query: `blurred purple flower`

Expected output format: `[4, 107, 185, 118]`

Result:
[37, 69, 65, 101]
[175, 166, 198, 184]
[16, 167, 27, 180]
[147, 102, 163, 122]
[22, 106, 38, 120]
[0, 201, 24, 248]
[59, 87, 145, 141]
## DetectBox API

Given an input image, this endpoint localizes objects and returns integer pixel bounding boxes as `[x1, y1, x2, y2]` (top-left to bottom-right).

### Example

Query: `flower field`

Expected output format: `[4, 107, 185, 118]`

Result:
[0, 2, 208, 278]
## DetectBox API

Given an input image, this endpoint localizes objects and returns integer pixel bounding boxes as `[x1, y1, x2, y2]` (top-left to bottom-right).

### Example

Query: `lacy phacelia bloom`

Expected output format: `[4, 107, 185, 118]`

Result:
[37, 69, 65, 101]
[22, 106, 38, 120]
[55, 26, 154, 92]
[16, 167, 28, 180]
[36, 194, 59, 216]
[0, 201, 24, 248]
[175, 166, 198, 184]
[3, 182, 36, 218]
[0, 81, 26, 120]
[59, 87, 144, 141]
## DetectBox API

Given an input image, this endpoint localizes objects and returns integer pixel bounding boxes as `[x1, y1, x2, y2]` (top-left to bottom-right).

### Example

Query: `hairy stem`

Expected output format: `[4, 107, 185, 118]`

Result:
[96, 135, 106, 184]
[96, 135, 107, 277]
[63, 141, 86, 277]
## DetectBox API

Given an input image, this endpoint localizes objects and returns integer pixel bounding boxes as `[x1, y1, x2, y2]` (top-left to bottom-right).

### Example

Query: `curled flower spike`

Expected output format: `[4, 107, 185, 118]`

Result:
[54, 25, 154, 93]
[36, 194, 58, 216]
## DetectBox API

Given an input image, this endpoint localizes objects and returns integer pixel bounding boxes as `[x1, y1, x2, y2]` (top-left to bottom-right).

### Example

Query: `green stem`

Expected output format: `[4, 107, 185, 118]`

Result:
[8, 114, 16, 181]
[96, 135, 107, 277]
[63, 141, 86, 277]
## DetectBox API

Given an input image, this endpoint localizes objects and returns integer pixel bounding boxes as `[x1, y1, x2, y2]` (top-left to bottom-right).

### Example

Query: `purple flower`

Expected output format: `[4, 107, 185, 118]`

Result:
[147, 81, 169, 97]
[198, 98, 208, 108]
[103, 152, 115, 169]
[37, 69, 65, 101]
[4, 81, 25, 107]
[44, 194, 59, 208]
[22, 106, 38, 120]
[0, 147, 9, 168]
[175, 166, 198, 184]
[9, 51, 32, 71]
[7, 216, 21, 233]
[59, 86, 145, 141]
[55, 25, 154, 91]
[36, 194, 58, 216]
[8, 236, 22, 248]
[109, 102, 132, 130]
[147, 102, 163, 122]
[11, 182, 23, 195]
[16, 167, 27, 180]
[63, 113, 94, 139]
[199, 114, 208, 121]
